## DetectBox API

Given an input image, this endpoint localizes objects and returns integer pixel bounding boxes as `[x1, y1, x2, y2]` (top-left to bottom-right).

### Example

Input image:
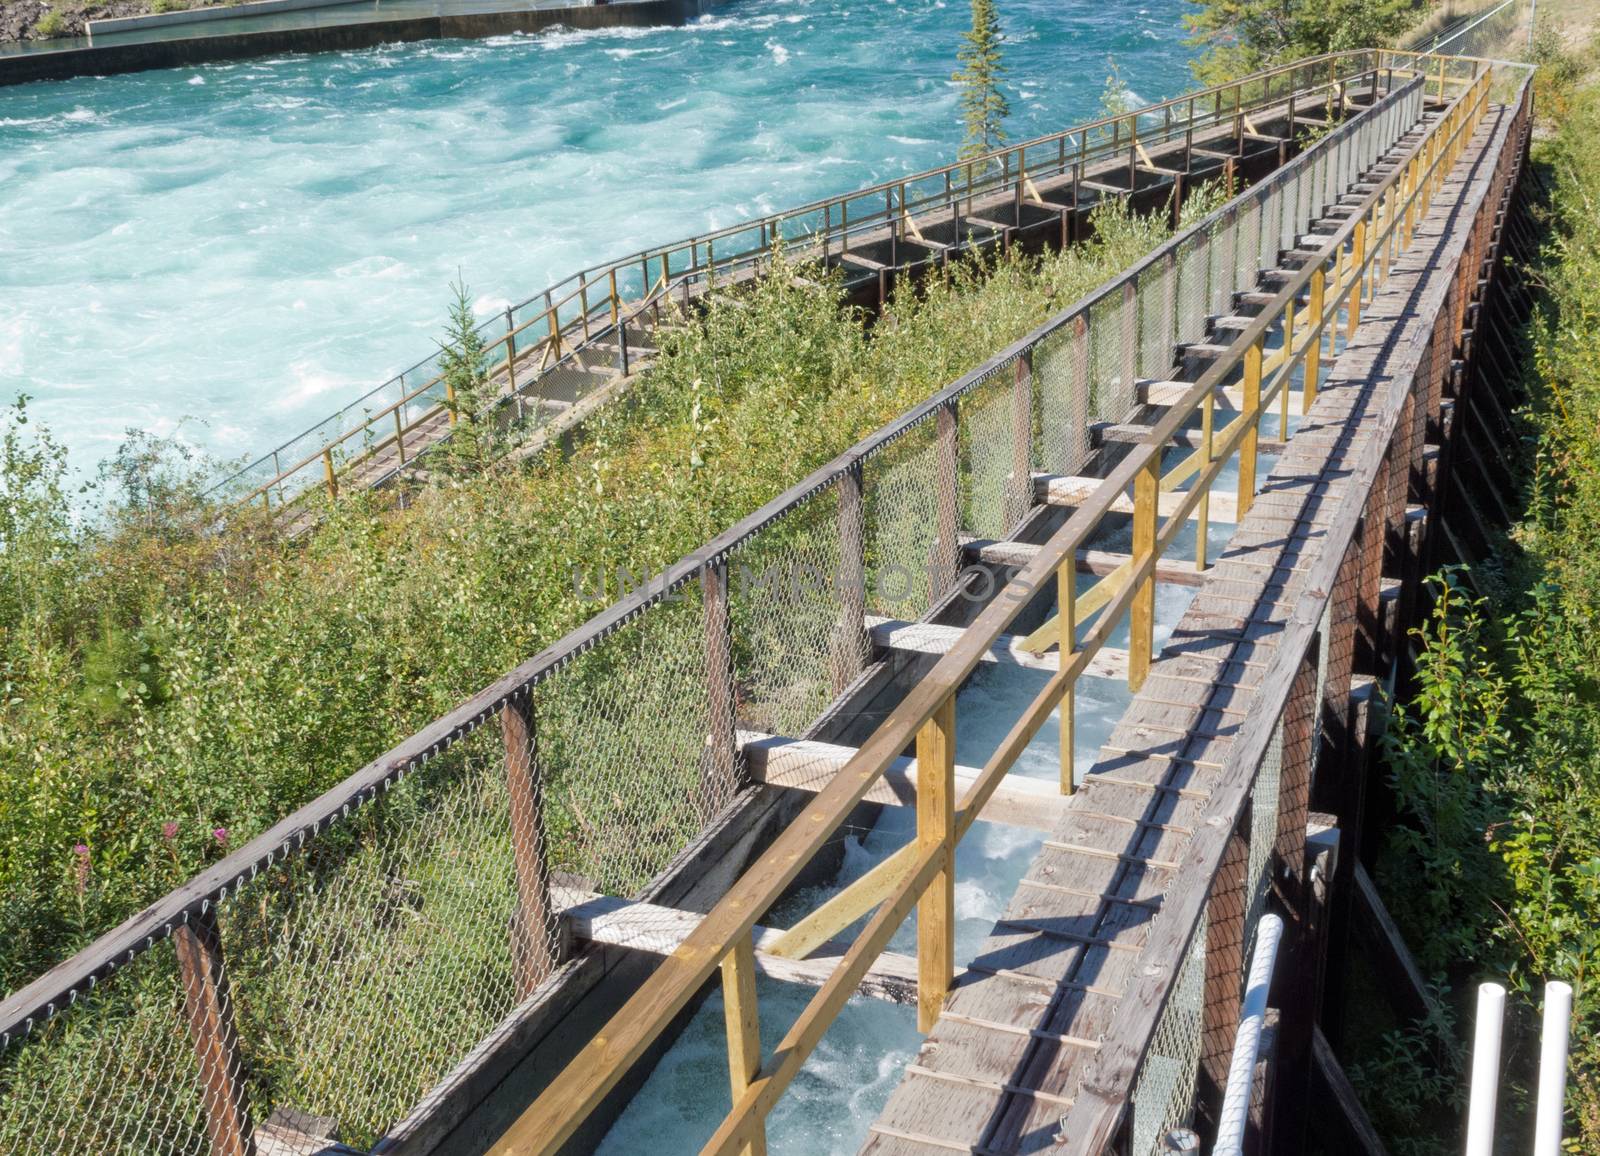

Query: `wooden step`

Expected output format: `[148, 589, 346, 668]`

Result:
[866, 616, 1131, 680]
[557, 889, 929, 1005]
[961, 540, 1208, 587]
[1033, 473, 1241, 524]
[739, 731, 1070, 833]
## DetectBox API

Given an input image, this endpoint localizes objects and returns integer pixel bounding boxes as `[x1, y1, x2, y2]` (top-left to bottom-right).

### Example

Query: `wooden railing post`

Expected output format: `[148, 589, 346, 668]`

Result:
[704, 560, 741, 814]
[503, 691, 562, 998]
[721, 933, 767, 1156]
[504, 308, 519, 399]
[1006, 352, 1034, 529]
[1304, 266, 1325, 413]
[321, 448, 337, 500]
[916, 695, 956, 1032]
[1237, 335, 1264, 519]
[393, 408, 407, 466]
[1129, 456, 1159, 692]
[173, 909, 256, 1156]
[832, 465, 868, 695]
[1058, 562, 1077, 796]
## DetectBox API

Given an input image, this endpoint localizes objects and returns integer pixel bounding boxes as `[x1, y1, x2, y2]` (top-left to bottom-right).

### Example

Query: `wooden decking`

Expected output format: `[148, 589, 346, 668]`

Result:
[856, 93, 1520, 1156]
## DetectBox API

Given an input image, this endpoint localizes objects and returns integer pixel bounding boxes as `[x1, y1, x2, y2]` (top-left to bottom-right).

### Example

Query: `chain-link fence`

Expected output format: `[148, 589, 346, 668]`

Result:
[0, 55, 1461, 1156]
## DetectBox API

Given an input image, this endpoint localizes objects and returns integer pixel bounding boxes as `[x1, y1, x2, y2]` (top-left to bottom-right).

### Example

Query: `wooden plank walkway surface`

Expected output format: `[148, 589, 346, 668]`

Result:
[857, 94, 1520, 1156]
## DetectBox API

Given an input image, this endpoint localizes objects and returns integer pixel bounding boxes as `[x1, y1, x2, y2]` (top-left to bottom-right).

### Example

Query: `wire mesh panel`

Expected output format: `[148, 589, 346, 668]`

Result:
[536, 592, 716, 894]
[0, 943, 211, 1156]
[1128, 911, 1208, 1155]
[1173, 232, 1211, 351]
[959, 361, 1025, 541]
[863, 414, 952, 622]
[1245, 721, 1285, 946]
[1034, 320, 1093, 478]
[729, 491, 849, 739]
[1087, 291, 1135, 421]
[1138, 258, 1176, 380]
[218, 727, 527, 1154]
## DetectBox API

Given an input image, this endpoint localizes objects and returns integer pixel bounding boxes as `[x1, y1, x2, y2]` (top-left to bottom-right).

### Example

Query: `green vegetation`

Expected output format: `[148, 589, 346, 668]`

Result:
[1347, 40, 1600, 1153]
[0, 191, 1220, 997]
[953, 0, 1009, 159]
[32, 7, 67, 37]
[1182, 0, 1421, 84]
[437, 277, 495, 470]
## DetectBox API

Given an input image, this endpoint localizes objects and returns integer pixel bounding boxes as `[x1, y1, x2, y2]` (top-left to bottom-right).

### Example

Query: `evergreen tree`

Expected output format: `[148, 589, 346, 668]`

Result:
[954, 0, 1009, 160]
[437, 277, 493, 470]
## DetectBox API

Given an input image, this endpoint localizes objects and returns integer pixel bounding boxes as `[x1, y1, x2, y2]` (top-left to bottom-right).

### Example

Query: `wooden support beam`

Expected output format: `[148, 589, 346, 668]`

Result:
[961, 540, 1208, 588]
[1352, 863, 1436, 1029]
[722, 934, 768, 1156]
[1311, 1027, 1390, 1156]
[173, 910, 256, 1156]
[1034, 474, 1241, 525]
[1096, 422, 1287, 456]
[865, 617, 1130, 679]
[558, 891, 929, 1005]
[503, 694, 563, 998]
[1130, 458, 1159, 690]
[917, 696, 957, 1032]
[739, 731, 1069, 834]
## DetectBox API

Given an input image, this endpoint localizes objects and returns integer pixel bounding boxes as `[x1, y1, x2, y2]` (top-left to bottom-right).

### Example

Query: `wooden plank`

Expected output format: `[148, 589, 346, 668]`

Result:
[1129, 459, 1159, 690]
[1352, 862, 1435, 1027]
[558, 890, 928, 1005]
[738, 731, 1070, 834]
[865, 617, 1130, 680]
[961, 541, 1207, 589]
[1311, 1027, 1390, 1156]
[1034, 474, 1241, 524]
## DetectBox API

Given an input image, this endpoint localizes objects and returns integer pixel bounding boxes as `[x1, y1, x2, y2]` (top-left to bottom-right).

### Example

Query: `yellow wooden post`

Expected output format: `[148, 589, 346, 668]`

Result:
[322, 448, 337, 500]
[1304, 266, 1325, 413]
[1347, 218, 1366, 338]
[393, 408, 407, 465]
[1058, 563, 1076, 796]
[1196, 389, 1214, 572]
[446, 378, 458, 427]
[916, 695, 955, 1032]
[1129, 455, 1159, 692]
[1237, 336, 1264, 519]
[1280, 292, 1295, 441]
[609, 269, 620, 328]
[721, 934, 767, 1156]
[1436, 54, 1446, 103]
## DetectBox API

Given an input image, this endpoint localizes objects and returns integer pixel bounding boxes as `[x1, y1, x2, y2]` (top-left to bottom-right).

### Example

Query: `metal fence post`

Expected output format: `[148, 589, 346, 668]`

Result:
[1007, 352, 1034, 529]
[933, 402, 961, 602]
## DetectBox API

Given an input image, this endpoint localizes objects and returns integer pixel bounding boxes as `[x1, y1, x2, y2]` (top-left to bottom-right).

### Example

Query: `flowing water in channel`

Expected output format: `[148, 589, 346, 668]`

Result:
[1, 0, 1194, 479]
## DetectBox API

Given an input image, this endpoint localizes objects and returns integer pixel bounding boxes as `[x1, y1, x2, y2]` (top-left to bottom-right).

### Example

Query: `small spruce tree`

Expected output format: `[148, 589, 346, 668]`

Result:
[438, 277, 492, 470]
[954, 0, 1010, 160]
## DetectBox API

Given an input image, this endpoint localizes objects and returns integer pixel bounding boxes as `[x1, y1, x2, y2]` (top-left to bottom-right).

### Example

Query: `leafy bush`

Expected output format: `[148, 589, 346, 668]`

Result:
[0, 191, 1207, 994]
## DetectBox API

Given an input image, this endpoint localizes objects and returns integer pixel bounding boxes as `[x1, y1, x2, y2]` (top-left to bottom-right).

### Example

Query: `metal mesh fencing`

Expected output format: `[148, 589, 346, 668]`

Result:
[958, 361, 1024, 541]
[863, 414, 954, 622]
[1034, 320, 1093, 478]
[1128, 910, 1208, 1155]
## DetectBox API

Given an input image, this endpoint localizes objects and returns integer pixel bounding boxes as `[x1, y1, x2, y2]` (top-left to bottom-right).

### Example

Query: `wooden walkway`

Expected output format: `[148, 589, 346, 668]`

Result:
[259, 77, 1379, 526]
[856, 92, 1522, 1156]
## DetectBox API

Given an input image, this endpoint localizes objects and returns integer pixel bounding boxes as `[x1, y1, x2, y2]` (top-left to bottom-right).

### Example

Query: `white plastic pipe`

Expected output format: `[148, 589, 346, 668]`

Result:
[1533, 980, 1573, 1156]
[1464, 982, 1507, 1156]
[1212, 913, 1284, 1156]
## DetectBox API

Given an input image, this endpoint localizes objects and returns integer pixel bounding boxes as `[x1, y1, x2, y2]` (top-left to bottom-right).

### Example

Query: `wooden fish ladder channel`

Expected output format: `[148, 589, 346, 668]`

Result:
[482, 54, 1532, 1156]
[0, 49, 1535, 1156]
[218, 53, 1411, 531]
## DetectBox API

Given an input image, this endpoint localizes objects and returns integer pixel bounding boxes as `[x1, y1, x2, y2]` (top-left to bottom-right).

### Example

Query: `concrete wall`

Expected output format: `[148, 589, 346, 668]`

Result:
[0, 0, 709, 87]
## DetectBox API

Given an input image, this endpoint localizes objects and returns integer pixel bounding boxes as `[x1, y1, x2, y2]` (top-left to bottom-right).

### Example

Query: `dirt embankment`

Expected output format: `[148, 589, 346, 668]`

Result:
[1, 0, 208, 42]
